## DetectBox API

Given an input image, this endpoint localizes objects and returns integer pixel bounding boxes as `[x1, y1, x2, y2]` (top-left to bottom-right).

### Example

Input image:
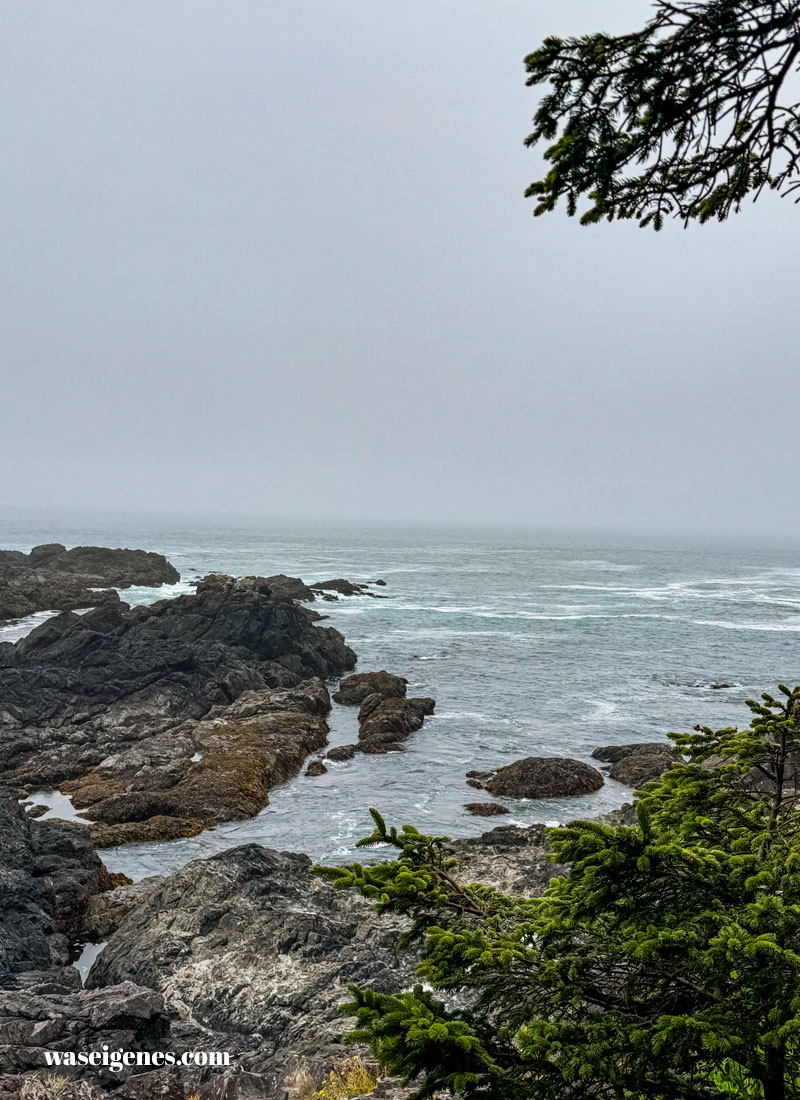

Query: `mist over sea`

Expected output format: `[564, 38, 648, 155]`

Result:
[2, 512, 799, 880]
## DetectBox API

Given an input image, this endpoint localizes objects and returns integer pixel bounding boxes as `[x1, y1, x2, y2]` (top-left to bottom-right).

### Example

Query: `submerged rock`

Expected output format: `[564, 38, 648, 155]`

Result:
[464, 802, 510, 817]
[325, 744, 358, 761]
[470, 757, 604, 799]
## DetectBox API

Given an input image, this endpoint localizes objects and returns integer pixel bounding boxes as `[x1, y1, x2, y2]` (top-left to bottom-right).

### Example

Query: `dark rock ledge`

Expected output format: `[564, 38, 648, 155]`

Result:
[0, 574, 356, 845]
[0, 544, 179, 624]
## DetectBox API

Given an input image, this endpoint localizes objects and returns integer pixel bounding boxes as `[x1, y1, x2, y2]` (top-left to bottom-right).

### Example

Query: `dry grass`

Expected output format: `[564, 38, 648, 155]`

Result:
[313, 1056, 379, 1098]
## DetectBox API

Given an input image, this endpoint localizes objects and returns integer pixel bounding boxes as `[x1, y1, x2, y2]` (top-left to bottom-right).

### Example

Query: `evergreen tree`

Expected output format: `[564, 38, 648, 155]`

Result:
[315, 686, 800, 1099]
[523, 1, 800, 227]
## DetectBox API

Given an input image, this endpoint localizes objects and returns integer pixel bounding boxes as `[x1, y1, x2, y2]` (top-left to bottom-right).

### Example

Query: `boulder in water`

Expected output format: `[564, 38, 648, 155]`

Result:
[470, 757, 604, 799]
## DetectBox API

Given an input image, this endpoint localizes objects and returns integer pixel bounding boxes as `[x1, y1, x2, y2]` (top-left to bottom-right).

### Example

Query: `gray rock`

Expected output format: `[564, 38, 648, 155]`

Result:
[0, 982, 171, 1082]
[87, 844, 416, 1096]
[325, 744, 358, 762]
[357, 697, 435, 752]
[0, 545, 179, 624]
[0, 788, 113, 984]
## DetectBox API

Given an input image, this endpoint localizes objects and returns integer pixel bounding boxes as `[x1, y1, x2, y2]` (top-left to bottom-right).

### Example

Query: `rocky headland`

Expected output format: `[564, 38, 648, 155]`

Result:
[0, 545, 179, 623]
[0, 574, 357, 844]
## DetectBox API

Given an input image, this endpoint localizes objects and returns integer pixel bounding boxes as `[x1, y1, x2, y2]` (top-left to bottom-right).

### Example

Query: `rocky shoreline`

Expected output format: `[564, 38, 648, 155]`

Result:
[0, 783, 636, 1100]
[0, 544, 671, 1100]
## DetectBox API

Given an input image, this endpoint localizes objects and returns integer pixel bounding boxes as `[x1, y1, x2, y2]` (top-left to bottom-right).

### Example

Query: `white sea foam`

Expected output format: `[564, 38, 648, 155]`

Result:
[0, 609, 60, 643]
[694, 618, 800, 632]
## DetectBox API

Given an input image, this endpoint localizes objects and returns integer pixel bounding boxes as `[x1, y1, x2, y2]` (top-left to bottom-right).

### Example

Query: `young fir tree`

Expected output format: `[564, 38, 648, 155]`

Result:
[315, 686, 800, 1100]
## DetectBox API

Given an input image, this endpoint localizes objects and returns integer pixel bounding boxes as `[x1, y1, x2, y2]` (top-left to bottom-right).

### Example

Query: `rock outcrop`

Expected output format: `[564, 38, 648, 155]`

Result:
[357, 696, 436, 753]
[87, 844, 416, 1096]
[261, 576, 386, 605]
[326, 672, 434, 758]
[333, 671, 408, 706]
[0, 576, 356, 843]
[0, 545, 179, 623]
[467, 757, 604, 799]
[0, 983, 172, 1082]
[0, 787, 113, 984]
[592, 742, 681, 787]
[0, 779, 638, 1099]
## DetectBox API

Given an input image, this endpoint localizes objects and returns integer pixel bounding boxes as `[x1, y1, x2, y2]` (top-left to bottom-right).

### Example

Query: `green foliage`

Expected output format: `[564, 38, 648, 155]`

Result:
[314, 686, 800, 1099]
[523, 1, 800, 227]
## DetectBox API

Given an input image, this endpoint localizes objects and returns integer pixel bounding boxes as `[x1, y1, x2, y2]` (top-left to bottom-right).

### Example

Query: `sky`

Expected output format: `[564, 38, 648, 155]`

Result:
[1, 1, 797, 535]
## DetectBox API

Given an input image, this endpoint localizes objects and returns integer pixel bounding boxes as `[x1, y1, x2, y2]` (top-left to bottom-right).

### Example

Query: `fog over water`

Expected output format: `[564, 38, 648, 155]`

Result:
[1, 1, 798, 534]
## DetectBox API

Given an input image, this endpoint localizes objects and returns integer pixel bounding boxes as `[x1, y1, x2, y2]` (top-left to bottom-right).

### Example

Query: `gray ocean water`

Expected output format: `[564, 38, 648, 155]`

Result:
[2, 512, 799, 881]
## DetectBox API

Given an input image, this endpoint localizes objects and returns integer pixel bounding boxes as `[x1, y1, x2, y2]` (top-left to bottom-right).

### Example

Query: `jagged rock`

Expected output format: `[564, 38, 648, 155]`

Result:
[305, 760, 327, 777]
[63, 680, 332, 847]
[0, 546, 179, 624]
[357, 698, 435, 753]
[0, 982, 172, 1082]
[0, 577, 356, 841]
[312, 579, 372, 597]
[263, 575, 318, 602]
[87, 845, 416, 1096]
[21, 545, 179, 587]
[80, 878, 163, 941]
[0, 788, 113, 984]
[471, 757, 604, 799]
[333, 671, 408, 706]
[451, 823, 565, 895]
[464, 802, 510, 817]
[592, 743, 680, 788]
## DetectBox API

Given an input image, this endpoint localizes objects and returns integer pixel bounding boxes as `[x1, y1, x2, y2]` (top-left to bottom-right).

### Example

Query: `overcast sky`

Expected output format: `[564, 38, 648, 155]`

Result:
[1, 1, 797, 535]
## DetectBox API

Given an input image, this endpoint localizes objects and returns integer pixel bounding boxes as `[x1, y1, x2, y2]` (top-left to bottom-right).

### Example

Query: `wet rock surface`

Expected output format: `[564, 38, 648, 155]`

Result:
[357, 696, 435, 753]
[332, 670, 408, 706]
[467, 756, 605, 799]
[0, 545, 179, 623]
[0, 575, 355, 843]
[592, 742, 681, 788]
[464, 801, 510, 817]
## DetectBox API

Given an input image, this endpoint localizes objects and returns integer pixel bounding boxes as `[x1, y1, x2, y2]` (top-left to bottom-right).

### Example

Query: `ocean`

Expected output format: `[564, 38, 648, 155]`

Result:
[2, 511, 799, 881]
